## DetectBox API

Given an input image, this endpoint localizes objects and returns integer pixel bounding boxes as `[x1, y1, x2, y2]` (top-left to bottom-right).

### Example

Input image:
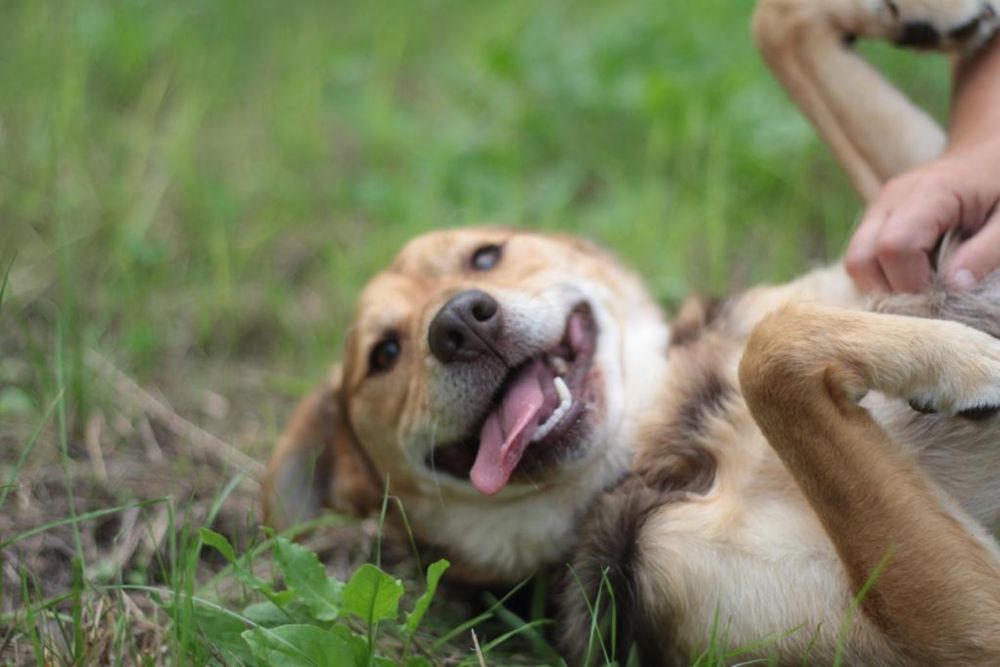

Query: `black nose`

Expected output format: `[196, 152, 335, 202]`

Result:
[428, 290, 501, 363]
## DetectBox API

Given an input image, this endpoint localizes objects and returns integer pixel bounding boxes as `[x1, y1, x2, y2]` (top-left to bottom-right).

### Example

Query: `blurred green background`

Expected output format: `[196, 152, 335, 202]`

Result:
[1, 0, 949, 479]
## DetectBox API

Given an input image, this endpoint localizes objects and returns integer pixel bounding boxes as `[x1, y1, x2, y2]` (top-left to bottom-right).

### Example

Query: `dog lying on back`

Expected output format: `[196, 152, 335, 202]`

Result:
[264, 226, 1000, 662]
[265, 0, 1000, 663]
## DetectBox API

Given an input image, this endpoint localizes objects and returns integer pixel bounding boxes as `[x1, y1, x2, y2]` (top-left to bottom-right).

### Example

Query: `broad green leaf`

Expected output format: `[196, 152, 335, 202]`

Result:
[200, 527, 288, 601]
[199, 527, 236, 562]
[243, 600, 296, 627]
[404, 657, 434, 667]
[342, 563, 404, 624]
[404, 559, 450, 635]
[242, 624, 355, 667]
[330, 624, 370, 665]
[274, 537, 343, 621]
[191, 603, 255, 664]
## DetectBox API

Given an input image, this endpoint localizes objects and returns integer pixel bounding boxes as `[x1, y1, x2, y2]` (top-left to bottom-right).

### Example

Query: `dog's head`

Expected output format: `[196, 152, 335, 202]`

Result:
[264, 228, 669, 580]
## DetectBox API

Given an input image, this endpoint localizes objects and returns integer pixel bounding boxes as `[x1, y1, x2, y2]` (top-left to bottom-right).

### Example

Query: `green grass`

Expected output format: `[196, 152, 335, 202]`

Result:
[0, 0, 951, 663]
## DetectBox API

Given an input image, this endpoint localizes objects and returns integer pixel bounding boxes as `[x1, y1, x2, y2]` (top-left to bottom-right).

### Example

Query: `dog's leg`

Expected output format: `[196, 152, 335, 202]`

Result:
[753, 0, 999, 201]
[739, 306, 1000, 661]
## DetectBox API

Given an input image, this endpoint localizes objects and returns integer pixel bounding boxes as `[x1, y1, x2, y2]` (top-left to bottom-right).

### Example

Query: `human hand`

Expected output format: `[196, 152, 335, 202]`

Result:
[845, 140, 1000, 293]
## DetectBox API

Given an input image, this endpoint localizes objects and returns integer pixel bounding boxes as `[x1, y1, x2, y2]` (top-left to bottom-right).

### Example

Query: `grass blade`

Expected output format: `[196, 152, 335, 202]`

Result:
[71, 556, 85, 664]
[0, 498, 168, 550]
[110, 584, 306, 654]
[205, 471, 248, 527]
[834, 547, 894, 667]
[480, 591, 559, 661]
[0, 389, 62, 510]
[54, 315, 84, 559]
[566, 564, 611, 666]
[20, 567, 46, 667]
[0, 251, 14, 316]
[475, 618, 552, 657]
[432, 577, 531, 652]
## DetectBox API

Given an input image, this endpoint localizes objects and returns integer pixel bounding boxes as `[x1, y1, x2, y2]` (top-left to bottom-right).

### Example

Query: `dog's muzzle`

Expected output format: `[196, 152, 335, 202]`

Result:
[428, 289, 503, 363]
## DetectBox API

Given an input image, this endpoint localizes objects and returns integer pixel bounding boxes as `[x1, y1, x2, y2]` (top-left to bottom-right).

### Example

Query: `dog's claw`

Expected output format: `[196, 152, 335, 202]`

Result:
[908, 399, 999, 420]
[897, 21, 940, 47]
[883, 0, 999, 54]
[908, 398, 937, 415]
[958, 404, 1000, 421]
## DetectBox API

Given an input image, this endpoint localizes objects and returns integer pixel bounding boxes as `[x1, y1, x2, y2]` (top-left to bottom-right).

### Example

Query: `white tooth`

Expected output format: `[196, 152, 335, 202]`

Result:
[554, 376, 570, 403]
[532, 377, 573, 442]
[551, 357, 569, 376]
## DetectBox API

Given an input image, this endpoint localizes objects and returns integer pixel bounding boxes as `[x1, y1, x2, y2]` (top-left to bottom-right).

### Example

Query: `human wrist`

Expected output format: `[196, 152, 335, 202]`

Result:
[943, 134, 1000, 167]
[947, 36, 1000, 151]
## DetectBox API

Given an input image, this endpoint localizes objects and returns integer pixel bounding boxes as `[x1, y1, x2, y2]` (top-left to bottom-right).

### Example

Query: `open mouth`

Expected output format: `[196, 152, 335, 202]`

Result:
[427, 304, 599, 495]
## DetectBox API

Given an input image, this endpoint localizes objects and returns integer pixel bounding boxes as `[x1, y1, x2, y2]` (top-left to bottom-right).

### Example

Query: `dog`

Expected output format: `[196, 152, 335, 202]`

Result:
[264, 0, 1000, 663]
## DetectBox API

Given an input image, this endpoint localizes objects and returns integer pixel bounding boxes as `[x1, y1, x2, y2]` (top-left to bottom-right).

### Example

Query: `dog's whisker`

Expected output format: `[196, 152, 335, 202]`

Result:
[518, 469, 543, 492]
[428, 418, 445, 506]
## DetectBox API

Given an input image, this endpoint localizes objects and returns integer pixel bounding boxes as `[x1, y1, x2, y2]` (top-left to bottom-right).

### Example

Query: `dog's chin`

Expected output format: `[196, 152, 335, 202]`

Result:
[425, 303, 602, 494]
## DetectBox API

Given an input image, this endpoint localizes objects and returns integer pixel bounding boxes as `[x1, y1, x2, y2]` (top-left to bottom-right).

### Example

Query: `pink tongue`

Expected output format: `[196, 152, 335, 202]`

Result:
[471, 360, 548, 495]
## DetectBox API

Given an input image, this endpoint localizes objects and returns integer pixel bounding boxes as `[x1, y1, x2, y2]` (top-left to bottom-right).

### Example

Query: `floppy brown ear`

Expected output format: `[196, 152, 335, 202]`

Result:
[262, 366, 382, 530]
[668, 295, 724, 347]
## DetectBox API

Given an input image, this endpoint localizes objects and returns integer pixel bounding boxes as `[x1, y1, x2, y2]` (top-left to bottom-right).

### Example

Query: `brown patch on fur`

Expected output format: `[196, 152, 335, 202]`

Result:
[637, 440, 718, 497]
[558, 345, 730, 665]
[559, 477, 675, 666]
[635, 343, 730, 494]
[675, 369, 733, 437]
[669, 296, 725, 347]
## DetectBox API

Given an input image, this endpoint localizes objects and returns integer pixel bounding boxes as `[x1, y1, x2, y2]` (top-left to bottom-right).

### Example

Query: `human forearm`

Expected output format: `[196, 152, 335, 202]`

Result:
[949, 36, 1000, 152]
[846, 34, 1000, 293]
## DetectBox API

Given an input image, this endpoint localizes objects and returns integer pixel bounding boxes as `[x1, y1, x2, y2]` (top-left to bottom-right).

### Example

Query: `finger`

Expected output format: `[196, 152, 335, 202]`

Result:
[845, 206, 891, 293]
[875, 190, 957, 292]
[944, 206, 1000, 289]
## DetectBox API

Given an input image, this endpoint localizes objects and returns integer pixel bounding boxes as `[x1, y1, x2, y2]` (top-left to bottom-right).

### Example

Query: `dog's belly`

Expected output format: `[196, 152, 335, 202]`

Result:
[613, 397, 997, 662]
[639, 468, 902, 663]
[869, 392, 1000, 535]
[645, 289, 1000, 661]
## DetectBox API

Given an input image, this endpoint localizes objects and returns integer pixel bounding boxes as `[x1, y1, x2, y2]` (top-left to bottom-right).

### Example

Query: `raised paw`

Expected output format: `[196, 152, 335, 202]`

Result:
[906, 333, 1000, 419]
[878, 0, 999, 53]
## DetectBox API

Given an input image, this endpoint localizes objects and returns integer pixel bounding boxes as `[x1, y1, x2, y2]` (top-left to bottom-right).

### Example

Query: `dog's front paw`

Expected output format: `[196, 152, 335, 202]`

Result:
[875, 0, 999, 53]
[907, 333, 1000, 420]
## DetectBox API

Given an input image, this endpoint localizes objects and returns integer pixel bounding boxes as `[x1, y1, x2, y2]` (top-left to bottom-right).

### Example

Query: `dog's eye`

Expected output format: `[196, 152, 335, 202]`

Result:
[368, 334, 401, 376]
[470, 244, 503, 271]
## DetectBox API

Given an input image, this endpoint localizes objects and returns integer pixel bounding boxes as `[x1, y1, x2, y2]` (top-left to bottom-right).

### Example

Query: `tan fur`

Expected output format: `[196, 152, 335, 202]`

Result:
[265, 1, 1000, 663]
[741, 305, 1000, 662]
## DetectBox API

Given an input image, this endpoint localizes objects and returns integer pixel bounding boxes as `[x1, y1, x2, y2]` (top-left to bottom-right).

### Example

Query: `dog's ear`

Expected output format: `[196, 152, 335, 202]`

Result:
[669, 295, 723, 347]
[263, 365, 382, 530]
